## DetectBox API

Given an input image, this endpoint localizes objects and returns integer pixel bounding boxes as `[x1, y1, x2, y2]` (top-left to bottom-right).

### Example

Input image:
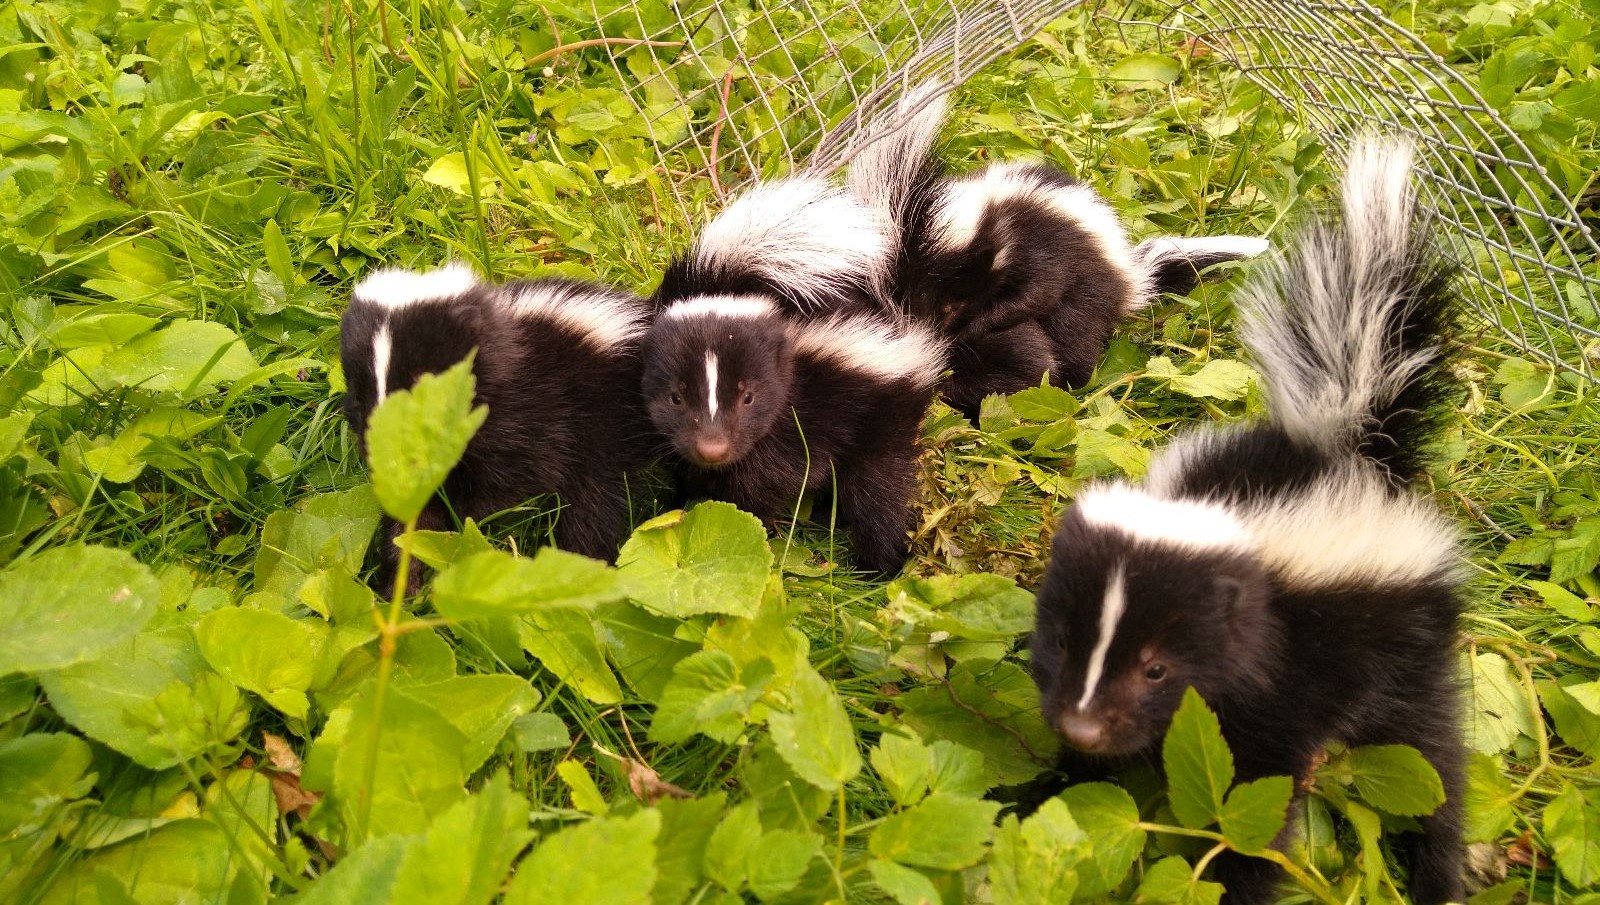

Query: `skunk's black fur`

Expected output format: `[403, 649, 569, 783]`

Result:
[340, 266, 654, 587]
[1029, 139, 1467, 905]
[640, 297, 944, 576]
[845, 92, 1266, 417]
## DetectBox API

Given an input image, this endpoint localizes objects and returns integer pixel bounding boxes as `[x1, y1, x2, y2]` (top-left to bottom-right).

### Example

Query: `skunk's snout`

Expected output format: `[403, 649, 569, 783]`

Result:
[693, 434, 732, 466]
[1057, 712, 1109, 753]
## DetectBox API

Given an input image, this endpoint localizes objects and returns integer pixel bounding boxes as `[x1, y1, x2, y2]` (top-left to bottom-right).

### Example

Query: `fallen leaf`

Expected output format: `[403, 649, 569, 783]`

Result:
[1505, 830, 1551, 869]
[261, 731, 320, 820]
[624, 757, 691, 805]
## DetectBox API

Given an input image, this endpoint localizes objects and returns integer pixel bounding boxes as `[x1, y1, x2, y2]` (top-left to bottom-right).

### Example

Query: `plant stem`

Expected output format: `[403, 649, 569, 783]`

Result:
[356, 514, 417, 840]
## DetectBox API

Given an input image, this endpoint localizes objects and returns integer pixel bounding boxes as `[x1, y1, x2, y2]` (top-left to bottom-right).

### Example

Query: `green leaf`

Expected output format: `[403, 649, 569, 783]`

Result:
[868, 859, 941, 905]
[1008, 384, 1079, 421]
[195, 607, 322, 719]
[35, 820, 236, 905]
[1218, 776, 1293, 853]
[1109, 52, 1182, 84]
[618, 502, 773, 618]
[1527, 579, 1596, 622]
[364, 356, 487, 523]
[0, 733, 94, 836]
[1542, 679, 1600, 757]
[1060, 782, 1146, 898]
[293, 836, 410, 905]
[557, 759, 609, 815]
[704, 802, 761, 891]
[988, 798, 1088, 905]
[0, 412, 31, 463]
[868, 793, 1000, 870]
[521, 608, 623, 704]
[884, 572, 1035, 640]
[390, 776, 533, 905]
[98, 319, 260, 396]
[767, 665, 863, 791]
[1344, 744, 1446, 817]
[653, 794, 726, 905]
[0, 545, 160, 675]
[897, 659, 1056, 789]
[1472, 652, 1537, 754]
[505, 810, 660, 905]
[433, 548, 624, 620]
[332, 690, 468, 837]
[404, 675, 541, 772]
[1464, 753, 1518, 843]
[649, 650, 773, 744]
[262, 218, 295, 287]
[1166, 359, 1258, 400]
[746, 829, 821, 901]
[1545, 784, 1600, 888]
[1133, 855, 1223, 905]
[510, 712, 571, 753]
[872, 730, 936, 806]
[1163, 688, 1234, 829]
[255, 486, 382, 599]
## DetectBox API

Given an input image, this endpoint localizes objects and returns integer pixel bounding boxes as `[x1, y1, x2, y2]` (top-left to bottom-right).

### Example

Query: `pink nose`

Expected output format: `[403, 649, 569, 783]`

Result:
[695, 437, 731, 464]
[1057, 713, 1108, 752]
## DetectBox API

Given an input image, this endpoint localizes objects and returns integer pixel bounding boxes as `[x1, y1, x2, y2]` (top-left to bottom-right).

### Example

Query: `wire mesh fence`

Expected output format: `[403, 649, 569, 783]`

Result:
[585, 0, 1600, 379]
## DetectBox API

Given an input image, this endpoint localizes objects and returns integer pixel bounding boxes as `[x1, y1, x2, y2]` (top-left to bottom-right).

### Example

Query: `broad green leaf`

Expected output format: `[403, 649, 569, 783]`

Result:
[36, 820, 236, 905]
[1464, 753, 1518, 843]
[618, 502, 772, 618]
[394, 519, 495, 571]
[0, 676, 35, 724]
[868, 859, 942, 905]
[0, 412, 32, 462]
[872, 730, 935, 806]
[1163, 688, 1234, 829]
[50, 312, 158, 349]
[1008, 384, 1079, 421]
[1472, 652, 1537, 754]
[405, 675, 541, 772]
[390, 777, 533, 905]
[1344, 744, 1446, 817]
[650, 650, 773, 744]
[867, 793, 1000, 870]
[704, 802, 761, 891]
[202, 769, 276, 878]
[1527, 579, 1595, 622]
[99, 319, 259, 396]
[1109, 52, 1182, 84]
[364, 356, 487, 523]
[1133, 855, 1223, 905]
[653, 794, 726, 905]
[195, 607, 322, 719]
[293, 835, 410, 905]
[1546, 784, 1600, 888]
[927, 740, 989, 798]
[1566, 679, 1600, 715]
[505, 810, 660, 905]
[0, 733, 94, 836]
[1061, 782, 1146, 898]
[746, 829, 821, 901]
[988, 798, 1088, 905]
[1541, 679, 1600, 757]
[333, 690, 468, 837]
[557, 759, 609, 815]
[39, 628, 244, 769]
[884, 573, 1035, 640]
[521, 608, 623, 704]
[767, 665, 862, 791]
[0, 545, 160, 675]
[1167, 359, 1258, 401]
[742, 739, 833, 830]
[897, 659, 1055, 789]
[511, 712, 571, 753]
[1218, 776, 1293, 853]
[255, 486, 382, 599]
[595, 600, 699, 702]
[433, 548, 623, 620]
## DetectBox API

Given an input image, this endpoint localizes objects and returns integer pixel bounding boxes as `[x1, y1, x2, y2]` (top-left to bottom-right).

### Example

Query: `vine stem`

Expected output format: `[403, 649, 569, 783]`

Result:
[355, 515, 417, 839]
[1135, 822, 1342, 905]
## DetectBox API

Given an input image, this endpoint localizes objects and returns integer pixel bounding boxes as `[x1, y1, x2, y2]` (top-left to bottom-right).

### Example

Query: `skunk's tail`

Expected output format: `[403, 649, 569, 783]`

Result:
[843, 84, 949, 231]
[1238, 137, 1460, 486]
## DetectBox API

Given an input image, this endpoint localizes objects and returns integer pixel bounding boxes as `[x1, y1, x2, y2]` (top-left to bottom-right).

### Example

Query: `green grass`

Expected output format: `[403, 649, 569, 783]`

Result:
[2, 0, 1599, 903]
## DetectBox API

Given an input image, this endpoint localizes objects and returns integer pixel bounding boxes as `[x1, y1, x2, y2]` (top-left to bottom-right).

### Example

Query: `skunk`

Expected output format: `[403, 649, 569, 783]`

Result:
[640, 295, 945, 576]
[340, 265, 654, 587]
[845, 91, 1266, 413]
[1028, 139, 1466, 905]
[654, 176, 892, 316]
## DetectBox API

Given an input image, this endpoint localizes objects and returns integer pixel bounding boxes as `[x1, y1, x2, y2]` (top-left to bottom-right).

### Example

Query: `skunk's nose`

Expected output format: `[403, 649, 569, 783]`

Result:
[695, 436, 731, 464]
[1057, 713, 1108, 752]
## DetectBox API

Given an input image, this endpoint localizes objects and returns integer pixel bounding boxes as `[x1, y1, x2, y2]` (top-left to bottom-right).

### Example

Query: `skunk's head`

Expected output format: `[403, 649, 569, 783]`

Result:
[641, 295, 795, 468]
[1032, 484, 1280, 758]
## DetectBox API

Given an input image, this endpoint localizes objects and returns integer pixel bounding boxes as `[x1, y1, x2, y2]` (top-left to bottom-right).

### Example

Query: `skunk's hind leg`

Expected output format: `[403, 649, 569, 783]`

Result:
[835, 443, 919, 579]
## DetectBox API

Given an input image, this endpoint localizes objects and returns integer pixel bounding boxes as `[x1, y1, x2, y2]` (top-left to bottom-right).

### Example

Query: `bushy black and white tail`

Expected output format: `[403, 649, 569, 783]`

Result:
[843, 84, 949, 237]
[1239, 138, 1460, 485]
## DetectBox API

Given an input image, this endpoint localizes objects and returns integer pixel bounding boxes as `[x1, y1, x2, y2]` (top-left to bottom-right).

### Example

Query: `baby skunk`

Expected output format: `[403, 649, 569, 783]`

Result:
[846, 91, 1266, 414]
[1028, 138, 1466, 905]
[340, 264, 653, 586]
[654, 175, 893, 316]
[640, 295, 944, 577]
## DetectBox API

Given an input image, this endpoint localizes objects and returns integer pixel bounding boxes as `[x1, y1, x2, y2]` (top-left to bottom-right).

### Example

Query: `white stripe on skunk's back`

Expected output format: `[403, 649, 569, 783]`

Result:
[659, 295, 780, 322]
[352, 262, 480, 308]
[1075, 482, 1255, 555]
[501, 281, 650, 351]
[789, 315, 948, 387]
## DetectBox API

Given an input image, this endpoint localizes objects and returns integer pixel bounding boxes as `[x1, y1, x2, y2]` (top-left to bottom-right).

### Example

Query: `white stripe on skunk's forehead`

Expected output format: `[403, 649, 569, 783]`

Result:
[503, 281, 649, 350]
[693, 176, 891, 309]
[789, 315, 948, 387]
[352, 263, 480, 308]
[659, 295, 780, 322]
[934, 163, 1138, 276]
[1074, 483, 1255, 554]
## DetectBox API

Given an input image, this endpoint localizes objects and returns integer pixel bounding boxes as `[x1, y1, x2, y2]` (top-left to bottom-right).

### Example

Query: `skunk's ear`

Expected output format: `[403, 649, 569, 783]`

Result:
[1135, 235, 1269, 298]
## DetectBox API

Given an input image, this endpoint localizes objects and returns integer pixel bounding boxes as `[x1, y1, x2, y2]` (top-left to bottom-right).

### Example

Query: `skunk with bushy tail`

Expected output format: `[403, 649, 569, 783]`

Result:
[340, 265, 655, 589]
[846, 88, 1267, 416]
[1029, 138, 1467, 905]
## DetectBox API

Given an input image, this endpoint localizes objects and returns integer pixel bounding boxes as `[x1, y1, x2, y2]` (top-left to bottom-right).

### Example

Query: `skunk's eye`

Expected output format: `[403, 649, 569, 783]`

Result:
[743, 392, 754, 406]
[669, 392, 683, 406]
[1144, 663, 1168, 683]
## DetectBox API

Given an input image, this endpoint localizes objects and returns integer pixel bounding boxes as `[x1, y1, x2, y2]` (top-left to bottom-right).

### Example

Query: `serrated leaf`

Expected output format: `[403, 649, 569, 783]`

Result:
[195, 608, 322, 719]
[404, 675, 540, 772]
[704, 802, 761, 891]
[506, 810, 659, 905]
[767, 665, 862, 791]
[1472, 652, 1537, 754]
[1166, 359, 1258, 400]
[510, 712, 570, 753]
[0, 545, 160, 675]
[1545, 784, 1600, 888]
[433, 548, 623, 620]
[1465, 753, 1518, 843]
[0, 733, 94, 836]
[364, 356, 487, 523]
[557, 759, 608, 815]
[1541, 679, 1600, 757]
[333, 690, 468, 838]
[746, 829, 821, 901]
[653, 794, 726, 905]
[1219, 775, 1293, 853]
[1061, 782, 1146, 898]
[1133, 855, 1223, 905]
[1163, 688, 1234, 829]
[649, 650, 773, 744]
[988, 798, 1088, 905]
[1344, 744, 1446, 817]
[1527, 579, 1595, 622]
[868, 793, 1000, 870]
[896, 659, 1055, 789]
[885, 572, 1035, 641]
[868, 859, 941, 905]
[35, 820, 235, 905]
[618, 502, 772, 618]
[521, 608, 623, 704]
[1008, 384, 1079, 421]
[872, 730, 935, 807]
